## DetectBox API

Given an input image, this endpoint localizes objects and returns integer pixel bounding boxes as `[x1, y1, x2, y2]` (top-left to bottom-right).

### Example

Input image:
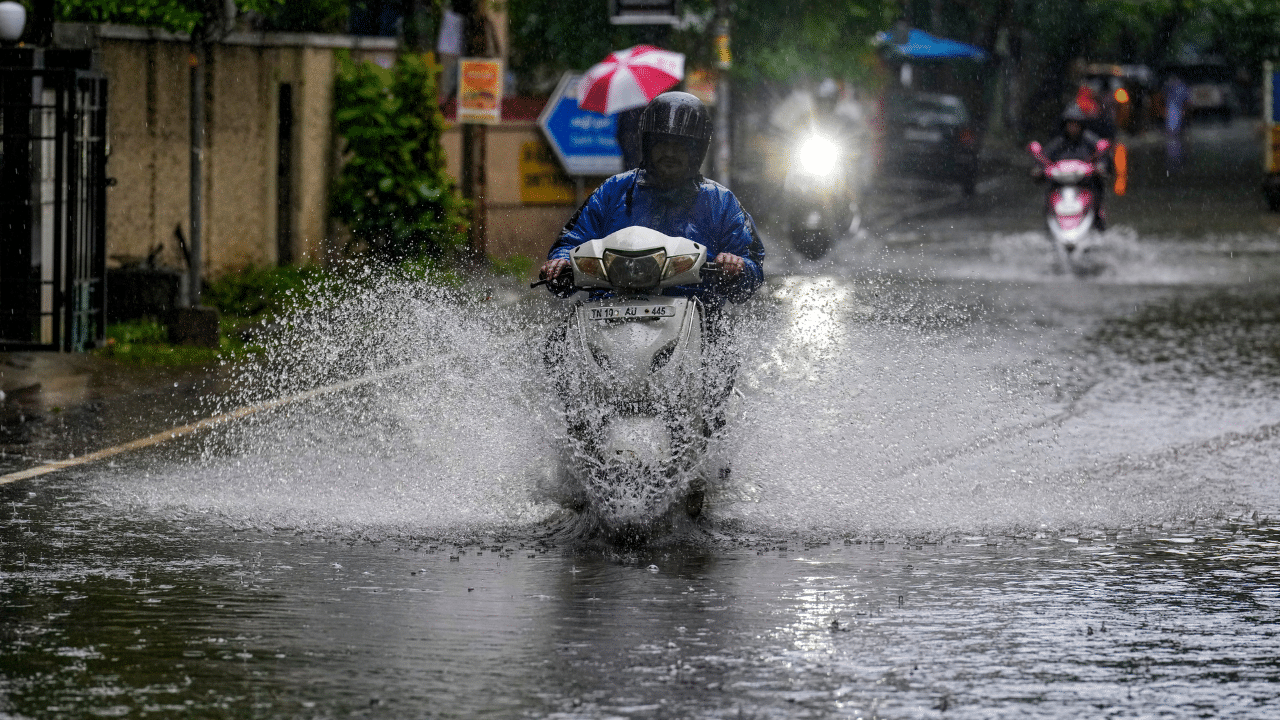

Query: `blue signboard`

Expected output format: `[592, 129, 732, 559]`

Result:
[1272, 67, 1280, 123]
[537, 72, 623, 177]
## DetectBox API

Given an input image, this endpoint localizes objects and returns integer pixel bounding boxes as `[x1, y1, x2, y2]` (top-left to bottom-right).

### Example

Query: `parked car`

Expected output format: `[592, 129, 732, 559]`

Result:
[881, 90, 980, 194]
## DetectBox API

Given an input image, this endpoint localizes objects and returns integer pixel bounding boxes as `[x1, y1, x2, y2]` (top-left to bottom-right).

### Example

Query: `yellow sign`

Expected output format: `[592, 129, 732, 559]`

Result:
[520, 140, 576, 204]
[458, 58, 502, 124]
[1270, 126, 1280, 173]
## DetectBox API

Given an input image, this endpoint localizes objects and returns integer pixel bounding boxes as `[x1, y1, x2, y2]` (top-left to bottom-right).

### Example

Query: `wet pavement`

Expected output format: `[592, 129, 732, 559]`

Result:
[4, 119, 1280, 719]
[0, 353, 217, 475]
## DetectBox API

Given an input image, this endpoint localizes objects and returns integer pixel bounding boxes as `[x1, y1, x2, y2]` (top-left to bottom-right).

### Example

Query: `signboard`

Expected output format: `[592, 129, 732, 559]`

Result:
[610, 0, 679, 25]
[458, 58, 502, 124]
[684, 68, 717, 106]
[519, 140, 576, 204]
[537, 72, 623, 177]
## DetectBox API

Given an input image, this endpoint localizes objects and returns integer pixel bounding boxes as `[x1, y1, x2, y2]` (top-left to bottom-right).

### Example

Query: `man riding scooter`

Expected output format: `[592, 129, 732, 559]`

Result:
[537, 91, 766, 517]
[539, 91, 764, 305]
[1037, 104, 1113, 230]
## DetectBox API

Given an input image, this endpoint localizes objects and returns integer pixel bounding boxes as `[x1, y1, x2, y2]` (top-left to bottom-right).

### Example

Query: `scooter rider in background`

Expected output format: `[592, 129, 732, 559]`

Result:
[1036, 104, 1113, 230]
[539, 91, 765, 312]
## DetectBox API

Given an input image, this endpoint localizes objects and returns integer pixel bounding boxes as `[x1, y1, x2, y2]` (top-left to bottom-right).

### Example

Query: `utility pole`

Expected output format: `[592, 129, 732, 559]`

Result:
[713, 0, 731, 186]
[188, 43, 204, 307]
[170, 1, 233, 348]
[457, 0, 495, 263]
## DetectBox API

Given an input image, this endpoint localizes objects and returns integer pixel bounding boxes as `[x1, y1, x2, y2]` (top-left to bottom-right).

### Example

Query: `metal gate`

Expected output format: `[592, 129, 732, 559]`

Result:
[0, 66, 108, 352]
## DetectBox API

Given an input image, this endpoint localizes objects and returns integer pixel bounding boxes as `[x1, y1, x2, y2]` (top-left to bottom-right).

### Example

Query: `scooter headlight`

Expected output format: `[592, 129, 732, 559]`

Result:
[574, 255, 607, 282]
[603, 249, 665, 290]
[797, 135, 840, 177]
[662, 253, 699, 279]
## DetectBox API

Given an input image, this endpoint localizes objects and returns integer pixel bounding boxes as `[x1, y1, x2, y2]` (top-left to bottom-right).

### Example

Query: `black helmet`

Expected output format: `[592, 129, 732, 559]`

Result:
[638, 91, 712, 173]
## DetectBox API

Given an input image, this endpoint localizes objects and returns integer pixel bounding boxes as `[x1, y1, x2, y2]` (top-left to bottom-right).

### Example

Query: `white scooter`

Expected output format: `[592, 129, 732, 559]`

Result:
[1028, 139, 1110, 275]
[534, 227, 734, 539]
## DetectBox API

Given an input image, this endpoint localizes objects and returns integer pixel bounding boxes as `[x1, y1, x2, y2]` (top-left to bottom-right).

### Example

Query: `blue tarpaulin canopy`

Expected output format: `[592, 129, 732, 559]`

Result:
[876, 28, 988, 61]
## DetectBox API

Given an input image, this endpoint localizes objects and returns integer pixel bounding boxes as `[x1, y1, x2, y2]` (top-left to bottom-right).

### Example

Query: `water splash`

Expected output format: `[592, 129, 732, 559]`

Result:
[85, 261, 1262, 544]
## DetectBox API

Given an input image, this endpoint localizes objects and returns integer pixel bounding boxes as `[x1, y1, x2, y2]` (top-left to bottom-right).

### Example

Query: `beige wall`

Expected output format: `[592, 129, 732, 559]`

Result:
[56, 23, 576, 277]
[56, 23, 397, 276]
[441, 122, 579, 262]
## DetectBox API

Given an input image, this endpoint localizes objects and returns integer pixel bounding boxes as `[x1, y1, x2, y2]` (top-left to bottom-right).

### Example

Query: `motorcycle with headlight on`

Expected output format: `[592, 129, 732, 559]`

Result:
[783, 131, 861, 260]
[532, 226, 733, 540]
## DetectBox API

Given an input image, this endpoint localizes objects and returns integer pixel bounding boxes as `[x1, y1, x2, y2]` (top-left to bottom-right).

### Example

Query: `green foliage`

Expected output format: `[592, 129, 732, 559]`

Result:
[331, 51, 469, 262]
[731, 1, 898, 85]
[53, 0, 344, 35]
[506, 0, 898, 91]
[95, 265, 338, 366]
[488, 255, 534, 278]
[202, 265, 333, 322]
[95, 319, 232, 366]
[55, 0, 208, 34]
[1089, 0, 1280, 67]
[254, 0, 348, 33]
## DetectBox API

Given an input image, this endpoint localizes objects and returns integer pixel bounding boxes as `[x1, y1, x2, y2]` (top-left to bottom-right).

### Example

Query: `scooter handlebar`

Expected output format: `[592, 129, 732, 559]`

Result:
[529, 262, 724, 292]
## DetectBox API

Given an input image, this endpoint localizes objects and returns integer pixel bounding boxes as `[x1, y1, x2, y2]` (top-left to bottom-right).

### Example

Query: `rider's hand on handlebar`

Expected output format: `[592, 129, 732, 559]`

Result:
[539, 258, 570, 282]
[713, 253, 745, 278]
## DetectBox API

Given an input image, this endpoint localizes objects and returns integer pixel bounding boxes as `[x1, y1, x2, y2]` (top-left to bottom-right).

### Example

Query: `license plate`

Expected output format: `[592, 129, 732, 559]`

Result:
[588, 305, 674, 320]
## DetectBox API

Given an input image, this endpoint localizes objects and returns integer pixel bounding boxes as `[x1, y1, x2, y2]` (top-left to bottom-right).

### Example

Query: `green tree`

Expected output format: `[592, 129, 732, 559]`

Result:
[506, 0, 898, 91]
[53, 0, 345, 34]
[331, 51, 468, 262]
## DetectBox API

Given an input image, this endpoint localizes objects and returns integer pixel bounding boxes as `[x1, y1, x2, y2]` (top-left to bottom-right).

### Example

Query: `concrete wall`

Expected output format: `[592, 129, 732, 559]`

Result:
[55, 23, 398, 276]
[55, 23, 576, 277]
[440, 122, 580, 262]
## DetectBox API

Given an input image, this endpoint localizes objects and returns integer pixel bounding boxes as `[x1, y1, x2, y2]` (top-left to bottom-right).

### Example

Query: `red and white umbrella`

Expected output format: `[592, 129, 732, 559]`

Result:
[577, 45, 685, 115]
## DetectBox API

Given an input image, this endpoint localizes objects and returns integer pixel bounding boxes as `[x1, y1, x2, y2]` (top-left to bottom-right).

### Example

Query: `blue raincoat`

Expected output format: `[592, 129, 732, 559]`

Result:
[547, 169, 766, 307]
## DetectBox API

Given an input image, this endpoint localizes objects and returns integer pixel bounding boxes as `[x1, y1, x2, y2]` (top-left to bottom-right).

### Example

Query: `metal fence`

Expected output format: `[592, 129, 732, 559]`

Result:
[0, 65, 108, 352]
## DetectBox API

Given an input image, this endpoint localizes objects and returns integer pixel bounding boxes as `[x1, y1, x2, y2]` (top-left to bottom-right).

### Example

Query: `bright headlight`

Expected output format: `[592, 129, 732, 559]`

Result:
[797, 135, 839, 176]
[603, 249, 665, 290]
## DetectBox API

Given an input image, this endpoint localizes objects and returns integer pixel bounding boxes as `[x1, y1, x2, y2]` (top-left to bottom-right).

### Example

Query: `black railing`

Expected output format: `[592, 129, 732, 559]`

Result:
[0, 63, 107, 352]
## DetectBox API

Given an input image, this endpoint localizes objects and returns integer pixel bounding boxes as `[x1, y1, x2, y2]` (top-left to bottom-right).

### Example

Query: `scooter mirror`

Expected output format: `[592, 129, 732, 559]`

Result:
[1096, 139, 1111, 153]
[1027, 141, 1042, 154]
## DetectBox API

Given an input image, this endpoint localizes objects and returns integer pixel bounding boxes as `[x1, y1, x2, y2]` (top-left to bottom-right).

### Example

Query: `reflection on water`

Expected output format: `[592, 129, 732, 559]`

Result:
[2, 484, 1277, 719]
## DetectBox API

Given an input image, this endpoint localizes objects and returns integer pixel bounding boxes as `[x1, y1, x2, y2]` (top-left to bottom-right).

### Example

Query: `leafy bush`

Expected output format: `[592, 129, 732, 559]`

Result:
[53, 0, 354, 35]
[55, 0, 285, 35]
[96, 319, 230, 365]
[202, 264, 332, 322]
[331, 51, 468, 262]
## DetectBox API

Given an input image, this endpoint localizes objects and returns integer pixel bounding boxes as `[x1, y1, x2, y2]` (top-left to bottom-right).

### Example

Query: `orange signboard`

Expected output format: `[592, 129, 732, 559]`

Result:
[458, 58, 502, 124]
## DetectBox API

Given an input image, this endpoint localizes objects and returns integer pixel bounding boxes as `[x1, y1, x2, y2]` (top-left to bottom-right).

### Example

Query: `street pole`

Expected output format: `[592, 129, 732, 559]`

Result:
[459, 0, 491, 262]
[188, 44, 204, 306]
[714, 2, 731, 186]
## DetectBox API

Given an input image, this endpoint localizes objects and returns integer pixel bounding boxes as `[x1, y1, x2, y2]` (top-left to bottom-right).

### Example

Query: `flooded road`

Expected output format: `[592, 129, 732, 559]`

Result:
[4, 121, 1280, 718]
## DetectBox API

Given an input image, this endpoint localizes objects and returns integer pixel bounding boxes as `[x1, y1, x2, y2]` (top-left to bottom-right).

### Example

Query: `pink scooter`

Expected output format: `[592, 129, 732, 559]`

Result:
[1028, 139, 1110, 274]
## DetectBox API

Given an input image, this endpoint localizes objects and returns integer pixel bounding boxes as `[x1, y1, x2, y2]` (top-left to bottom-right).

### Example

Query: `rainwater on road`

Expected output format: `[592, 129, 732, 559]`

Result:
[3, 121, 1280, 719]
